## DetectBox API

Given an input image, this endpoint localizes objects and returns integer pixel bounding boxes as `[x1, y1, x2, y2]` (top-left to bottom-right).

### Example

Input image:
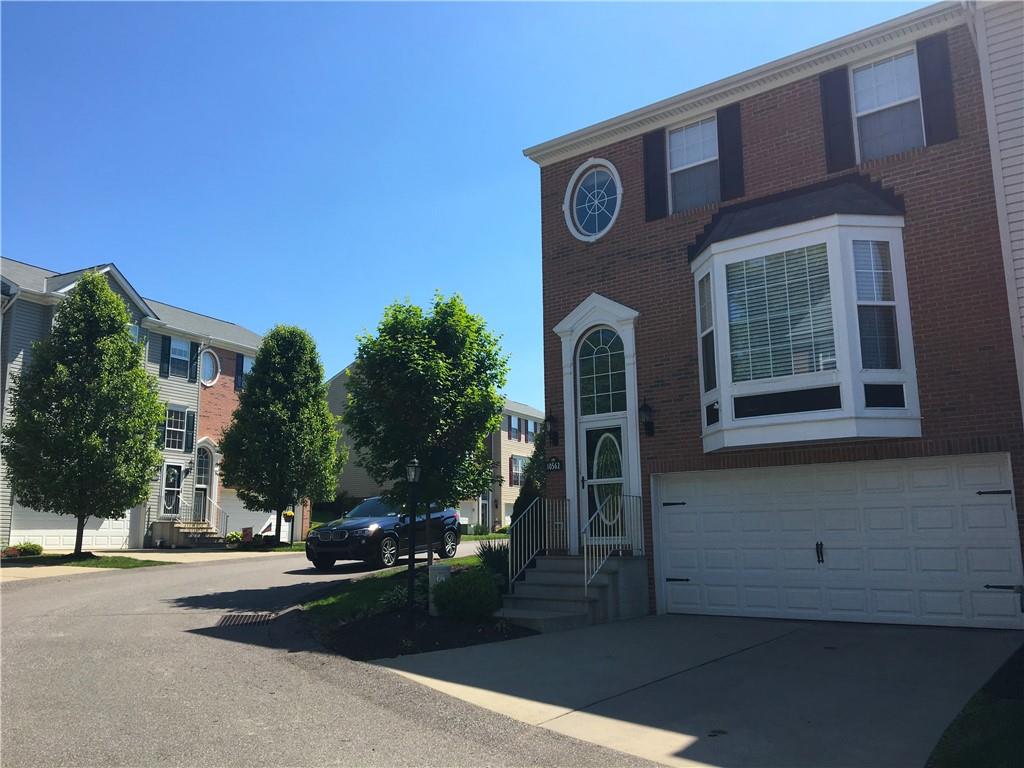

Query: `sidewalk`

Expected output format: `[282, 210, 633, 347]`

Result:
[0, 548, 301, 583]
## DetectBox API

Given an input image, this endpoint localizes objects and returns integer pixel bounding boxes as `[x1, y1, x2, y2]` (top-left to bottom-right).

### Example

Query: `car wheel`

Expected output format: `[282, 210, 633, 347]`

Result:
[312, 556, 335, 572]
[437, 530, 458, 559]
[378, 535, 399, 568]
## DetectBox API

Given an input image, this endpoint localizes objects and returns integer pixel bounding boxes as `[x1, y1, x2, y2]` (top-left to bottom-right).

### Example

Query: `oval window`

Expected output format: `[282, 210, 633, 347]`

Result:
[200, 349, 220, 386]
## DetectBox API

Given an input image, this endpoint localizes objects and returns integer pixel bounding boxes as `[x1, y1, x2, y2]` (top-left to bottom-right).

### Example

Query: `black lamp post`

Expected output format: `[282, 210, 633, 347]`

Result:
[639, 398, 655, 437]
[405, 458, 420, 617]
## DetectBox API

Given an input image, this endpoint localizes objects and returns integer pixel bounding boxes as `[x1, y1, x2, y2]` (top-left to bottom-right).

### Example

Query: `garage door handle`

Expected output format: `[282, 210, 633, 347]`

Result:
[816, 541, 824, 564]
[662, 501, 687, 507]
[976, 490, 1011, 495]
[665, 578, 690, 582]
[984, 584, 1024, 612]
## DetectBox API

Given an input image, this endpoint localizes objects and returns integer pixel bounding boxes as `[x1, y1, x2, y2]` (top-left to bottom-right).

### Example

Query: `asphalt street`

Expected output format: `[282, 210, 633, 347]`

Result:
[1, 546, 651, 768]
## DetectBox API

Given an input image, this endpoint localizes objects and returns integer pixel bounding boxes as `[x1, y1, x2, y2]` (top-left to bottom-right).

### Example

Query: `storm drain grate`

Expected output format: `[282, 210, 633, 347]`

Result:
[216, 612, 275, 627]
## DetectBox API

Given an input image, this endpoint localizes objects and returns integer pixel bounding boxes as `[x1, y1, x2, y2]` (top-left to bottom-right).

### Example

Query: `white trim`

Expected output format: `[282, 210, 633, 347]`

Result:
[523, 3, 964, 166]
[159, 462, 185, 519]
[50, 264, 157, 319]
[847, 47, 927, 165]
[691, 215, 920, 452]
[199, 348, 221, 387]
[164, 405, 188, 451]
[562, 158, 623, 243]
[554, 293, 641, 554]
[972, 3, 1024, 429]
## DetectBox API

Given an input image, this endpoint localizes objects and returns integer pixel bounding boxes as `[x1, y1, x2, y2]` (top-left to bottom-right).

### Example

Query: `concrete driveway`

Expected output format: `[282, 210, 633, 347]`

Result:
[377, 614, 1024, 768]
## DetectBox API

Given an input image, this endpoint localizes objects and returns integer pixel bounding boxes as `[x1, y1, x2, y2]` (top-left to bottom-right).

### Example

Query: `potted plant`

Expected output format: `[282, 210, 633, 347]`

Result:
[224, 531, 243, 550]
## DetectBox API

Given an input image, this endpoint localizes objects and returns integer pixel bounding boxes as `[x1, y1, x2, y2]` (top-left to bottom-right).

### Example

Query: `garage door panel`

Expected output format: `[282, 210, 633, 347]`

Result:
[656, 454, 1023, 629]
[10, 503, 130, 550]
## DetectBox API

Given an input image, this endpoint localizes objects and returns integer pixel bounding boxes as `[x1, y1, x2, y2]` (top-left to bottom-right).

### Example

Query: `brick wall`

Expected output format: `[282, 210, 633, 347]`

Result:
[538, 25, 1024, 605]
[198, 347, 240, 446]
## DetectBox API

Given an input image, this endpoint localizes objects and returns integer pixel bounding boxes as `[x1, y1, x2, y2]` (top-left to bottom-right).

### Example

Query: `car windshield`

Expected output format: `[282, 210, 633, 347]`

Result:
[345, 498, 399, 519]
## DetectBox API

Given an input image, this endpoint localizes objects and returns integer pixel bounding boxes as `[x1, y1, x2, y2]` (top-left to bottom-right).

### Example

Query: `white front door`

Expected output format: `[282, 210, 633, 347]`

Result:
[654, 454, 1024, 629]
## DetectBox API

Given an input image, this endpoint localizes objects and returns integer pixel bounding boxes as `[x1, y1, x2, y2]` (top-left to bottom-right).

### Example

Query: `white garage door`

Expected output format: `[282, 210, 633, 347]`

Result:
[655, 454, 1023, 629]
[10, 502, 131, 551]
[218, 490, 290, 540]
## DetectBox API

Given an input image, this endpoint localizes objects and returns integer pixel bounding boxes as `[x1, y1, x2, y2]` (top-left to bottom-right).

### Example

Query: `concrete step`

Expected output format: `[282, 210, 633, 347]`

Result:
[513, 582, 606, 601]
[522, 570, 612, 588]
[496, 607, 590, 633]
[503, 593, 598, 615]
[532, 556, 585, 573]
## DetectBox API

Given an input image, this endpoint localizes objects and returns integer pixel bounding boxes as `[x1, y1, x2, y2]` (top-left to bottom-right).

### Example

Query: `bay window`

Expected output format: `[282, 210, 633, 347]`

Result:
[691, 213, 919, 451]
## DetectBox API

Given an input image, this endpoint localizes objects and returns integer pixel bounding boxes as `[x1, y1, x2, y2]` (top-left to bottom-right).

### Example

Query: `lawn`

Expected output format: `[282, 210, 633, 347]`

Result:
[2, 553, 174, 569]
[303, 555, 481, 626]
[926, 641, 1024, 768]
[461, 533, 508, 541]
[271, 541, 306, 552]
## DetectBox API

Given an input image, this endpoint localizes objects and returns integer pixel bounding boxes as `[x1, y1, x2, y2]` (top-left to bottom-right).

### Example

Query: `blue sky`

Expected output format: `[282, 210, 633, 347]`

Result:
[2, 1, 926, 408]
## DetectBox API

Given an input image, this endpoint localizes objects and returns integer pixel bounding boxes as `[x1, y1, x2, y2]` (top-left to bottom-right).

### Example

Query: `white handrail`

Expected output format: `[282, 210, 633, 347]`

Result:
[508, 497, 569, 590]
[582, 494, 643, 596]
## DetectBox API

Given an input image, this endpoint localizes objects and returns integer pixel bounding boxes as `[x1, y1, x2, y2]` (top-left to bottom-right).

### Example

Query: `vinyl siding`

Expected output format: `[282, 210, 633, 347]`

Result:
[325, 370, 385, 499]
[0, 299, 53, 546]
[144, 331, 200, 533]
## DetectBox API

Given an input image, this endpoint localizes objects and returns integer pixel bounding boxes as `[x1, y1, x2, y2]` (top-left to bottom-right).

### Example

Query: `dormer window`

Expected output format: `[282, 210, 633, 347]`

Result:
[691, 207, 920, 452]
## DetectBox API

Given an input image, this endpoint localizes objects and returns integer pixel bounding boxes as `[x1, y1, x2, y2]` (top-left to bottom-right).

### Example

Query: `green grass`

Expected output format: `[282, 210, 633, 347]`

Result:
[2, 554, 174, 569]
[926, 641, 1024, 768]
[303, 555, 481, 626]
[461, 534, 508, 541]
[271, 541, 306, 552]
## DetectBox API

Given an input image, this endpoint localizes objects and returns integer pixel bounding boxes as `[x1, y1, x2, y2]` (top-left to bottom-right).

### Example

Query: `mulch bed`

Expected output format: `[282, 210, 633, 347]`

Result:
[320, 609, 536, 661]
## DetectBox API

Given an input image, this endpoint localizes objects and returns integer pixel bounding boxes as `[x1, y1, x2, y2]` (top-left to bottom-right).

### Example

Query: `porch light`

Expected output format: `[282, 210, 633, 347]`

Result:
[639, 398, 655, 437]
[406, 458, 421, 484]
[545, 414, 560, 446]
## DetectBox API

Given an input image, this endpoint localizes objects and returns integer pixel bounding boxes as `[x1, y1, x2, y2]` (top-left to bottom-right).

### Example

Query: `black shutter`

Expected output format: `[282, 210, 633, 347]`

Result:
[716, 103, 745, 201]
[917, 32, 957, 145]
[819, 67, 857, 173]
[235, 353, 245, 391]
[509, 456, 514, 486]
[188, 342, 200, 383]
[507, 415, 512, 439]
[157, 409, 166, 448]
[184, 411, 195, 453]
[643, 129, 669, 221]
[159, 335, 171, 379]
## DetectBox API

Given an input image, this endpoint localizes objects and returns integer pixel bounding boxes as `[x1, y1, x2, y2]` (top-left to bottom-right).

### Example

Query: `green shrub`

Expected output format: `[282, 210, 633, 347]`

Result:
[15, 542, 43, 556]
[224, 531, 242, 545]
[433, 566, 500, 621]
[470, 523, 489, 536]
[495, 525, 509, 534]
[476, 539, 509, 592]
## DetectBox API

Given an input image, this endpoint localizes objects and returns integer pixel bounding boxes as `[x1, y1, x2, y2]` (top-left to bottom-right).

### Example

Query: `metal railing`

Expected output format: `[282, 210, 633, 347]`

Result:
[508, 497, 569, 590]
[582, 494, 643, 595]
[170, 495, 227, 539]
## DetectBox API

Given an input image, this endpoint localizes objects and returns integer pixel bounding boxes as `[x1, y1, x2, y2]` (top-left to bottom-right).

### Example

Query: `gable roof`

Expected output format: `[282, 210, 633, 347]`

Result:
[1, 256, 261, 350]
[504, 399, 544, 420]
[688, 174, 905, 260]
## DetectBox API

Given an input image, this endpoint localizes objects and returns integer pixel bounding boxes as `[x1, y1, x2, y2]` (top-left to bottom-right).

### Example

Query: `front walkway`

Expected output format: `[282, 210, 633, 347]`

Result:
[375, 614, 1024, 768]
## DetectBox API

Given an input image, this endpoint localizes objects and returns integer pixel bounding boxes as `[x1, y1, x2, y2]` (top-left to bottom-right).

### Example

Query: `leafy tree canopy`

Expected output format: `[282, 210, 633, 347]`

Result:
[343, 293, 508, 508]
[219, 325, 342, 541]
[1, 271, 164, 554]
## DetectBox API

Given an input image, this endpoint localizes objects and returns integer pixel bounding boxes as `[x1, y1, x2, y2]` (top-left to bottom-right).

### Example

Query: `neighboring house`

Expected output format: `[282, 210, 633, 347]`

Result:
[326, 365, 542, 529]
[971, 1, 1024, 427]
[0, 257, 291, 549]
[521, 3, 1024, 630]
[464, 399, 544, 530]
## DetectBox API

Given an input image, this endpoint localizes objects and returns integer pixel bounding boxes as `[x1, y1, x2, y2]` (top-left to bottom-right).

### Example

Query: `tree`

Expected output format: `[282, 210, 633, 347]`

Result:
[343, 293, 508, 509]
[513, 421, 549, 522]
[1, 272, 164, 556]
[219, 325, 342, 544]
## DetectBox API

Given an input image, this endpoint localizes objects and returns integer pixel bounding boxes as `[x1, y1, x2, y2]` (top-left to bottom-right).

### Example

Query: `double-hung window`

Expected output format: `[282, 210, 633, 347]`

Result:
[164, 406, 187, 450]
[510, 456, 526, 487]
[508, 416, 521, 441]
[169, 337, 190, 379]
[854, 240, 900, 369]
[669, 117, 719, 213]
[852, 50, 925, 162]
[525, 419, 536, 443]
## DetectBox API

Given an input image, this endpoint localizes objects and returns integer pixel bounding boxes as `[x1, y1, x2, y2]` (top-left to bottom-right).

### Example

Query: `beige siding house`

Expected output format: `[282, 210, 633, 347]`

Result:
[326, 363, 542, 530]
[973, 1, 1024, 424]
[0, 257, 264, 549]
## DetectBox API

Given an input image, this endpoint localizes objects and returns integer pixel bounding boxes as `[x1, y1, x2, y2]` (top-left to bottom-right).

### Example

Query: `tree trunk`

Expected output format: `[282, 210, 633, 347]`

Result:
[274, 508, 284, 546]
[74, 515, 88, 556]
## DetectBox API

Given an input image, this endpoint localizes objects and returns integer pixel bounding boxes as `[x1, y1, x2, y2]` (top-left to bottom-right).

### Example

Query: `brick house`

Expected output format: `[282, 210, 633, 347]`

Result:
[511, 3, 1024, 631]
[0, 257, 299, 549]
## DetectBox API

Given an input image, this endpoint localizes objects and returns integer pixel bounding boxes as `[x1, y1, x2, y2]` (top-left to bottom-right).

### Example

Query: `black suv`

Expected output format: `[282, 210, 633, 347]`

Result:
[305, 496, 461, 571]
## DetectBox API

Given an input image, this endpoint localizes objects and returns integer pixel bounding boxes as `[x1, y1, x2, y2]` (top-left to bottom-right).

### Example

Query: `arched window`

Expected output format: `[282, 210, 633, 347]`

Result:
[578, 328, 626, 415]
